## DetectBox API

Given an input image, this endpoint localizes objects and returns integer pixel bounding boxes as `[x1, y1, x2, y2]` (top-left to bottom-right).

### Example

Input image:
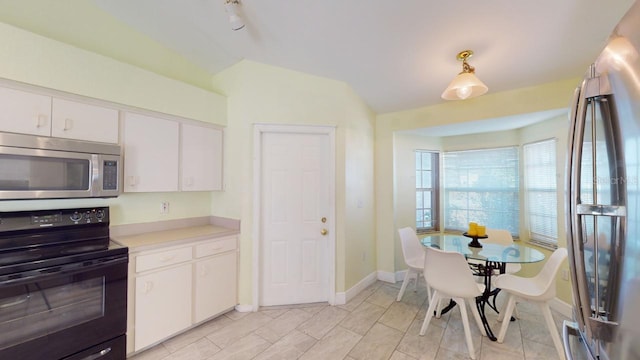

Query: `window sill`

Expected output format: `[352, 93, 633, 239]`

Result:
[527, 239, 558, 251]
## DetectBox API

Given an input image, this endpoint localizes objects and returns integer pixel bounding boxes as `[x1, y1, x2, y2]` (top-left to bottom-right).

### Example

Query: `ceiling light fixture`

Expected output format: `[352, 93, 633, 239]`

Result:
[224, 0, 245, 31]
[441, 50, 488, 100]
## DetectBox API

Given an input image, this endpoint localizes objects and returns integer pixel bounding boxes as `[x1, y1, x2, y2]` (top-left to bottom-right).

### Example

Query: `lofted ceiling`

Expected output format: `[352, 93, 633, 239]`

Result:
[0, 0, 634, 117]
[89, 0, 635, 114]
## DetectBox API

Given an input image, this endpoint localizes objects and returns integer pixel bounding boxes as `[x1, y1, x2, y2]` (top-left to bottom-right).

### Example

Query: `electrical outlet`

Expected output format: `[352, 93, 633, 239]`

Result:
[562, 269, 569, 281]
[160, 201, 170, 214]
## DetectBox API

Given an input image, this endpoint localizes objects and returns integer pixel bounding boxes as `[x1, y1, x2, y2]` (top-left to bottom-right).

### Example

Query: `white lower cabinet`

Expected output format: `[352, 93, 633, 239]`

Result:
[129, 235, 238, 354]
[194, 252, 237, 323]
[134, 264, 192, 351]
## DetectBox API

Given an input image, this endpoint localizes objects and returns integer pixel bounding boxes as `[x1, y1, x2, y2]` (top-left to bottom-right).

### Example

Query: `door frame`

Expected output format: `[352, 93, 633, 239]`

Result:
[252, 123, 336, 311]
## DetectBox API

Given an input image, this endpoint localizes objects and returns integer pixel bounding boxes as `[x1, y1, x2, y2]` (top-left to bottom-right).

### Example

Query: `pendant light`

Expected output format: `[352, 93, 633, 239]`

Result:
[224, 0, 245, 31]
[441, 50, 488, 100]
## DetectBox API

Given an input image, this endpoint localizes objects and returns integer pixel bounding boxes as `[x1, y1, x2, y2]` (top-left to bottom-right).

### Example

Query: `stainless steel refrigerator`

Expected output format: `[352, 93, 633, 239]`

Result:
[565, 1, 640, 359]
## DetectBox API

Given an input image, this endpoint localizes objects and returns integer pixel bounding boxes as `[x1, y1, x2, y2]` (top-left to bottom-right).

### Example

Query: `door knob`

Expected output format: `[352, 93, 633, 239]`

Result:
[321, 229, 328, 236]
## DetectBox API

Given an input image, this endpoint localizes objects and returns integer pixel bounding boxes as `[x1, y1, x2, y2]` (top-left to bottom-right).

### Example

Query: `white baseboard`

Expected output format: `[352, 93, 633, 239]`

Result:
[550, 297, 573, 318]
[339, 272, 378, 304]
[376, 270, 397, 283]
[395, 270, 408, 282]
[234, 304, 254, 313]
[377, 269, 410, 283]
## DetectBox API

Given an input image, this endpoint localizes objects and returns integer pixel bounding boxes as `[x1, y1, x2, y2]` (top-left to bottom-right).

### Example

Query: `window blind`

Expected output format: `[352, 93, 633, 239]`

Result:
[443, 147, 519, 235]
[523, 139, 558, 246]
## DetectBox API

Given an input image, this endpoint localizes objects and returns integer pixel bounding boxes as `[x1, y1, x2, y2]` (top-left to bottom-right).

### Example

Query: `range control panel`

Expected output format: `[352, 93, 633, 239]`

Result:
[0, 207, 110, 232]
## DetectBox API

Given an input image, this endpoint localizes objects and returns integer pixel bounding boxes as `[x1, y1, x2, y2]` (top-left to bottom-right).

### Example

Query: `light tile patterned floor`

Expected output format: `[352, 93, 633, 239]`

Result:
[129, 280, 568, 360]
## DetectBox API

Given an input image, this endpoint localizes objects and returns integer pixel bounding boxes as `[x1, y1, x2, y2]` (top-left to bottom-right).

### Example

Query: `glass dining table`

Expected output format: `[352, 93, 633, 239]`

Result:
[420, 233, 546, 341]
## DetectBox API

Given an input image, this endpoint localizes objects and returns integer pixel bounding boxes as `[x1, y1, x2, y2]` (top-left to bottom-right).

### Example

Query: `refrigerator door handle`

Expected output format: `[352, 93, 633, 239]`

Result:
[567, 75, 593, 335]
[576, 204, 626, 217]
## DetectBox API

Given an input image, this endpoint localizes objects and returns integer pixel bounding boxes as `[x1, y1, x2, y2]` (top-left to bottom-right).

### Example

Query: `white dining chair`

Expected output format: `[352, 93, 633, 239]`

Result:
[396, 227, 430, 302]
[495, 247, 568, 360]
[420, 246, 486, 359]
[484, 228, 521, 275]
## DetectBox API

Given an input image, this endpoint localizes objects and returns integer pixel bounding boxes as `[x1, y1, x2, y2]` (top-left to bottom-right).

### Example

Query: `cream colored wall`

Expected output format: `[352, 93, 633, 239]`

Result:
[0, 21, 226, 225]
[343, 87, 377, 288]
[0, 17, 377, 305]
[442, 130, 520, 151]
[393, 133, 442, 271]
[377, 81, 578, 304]
[0, 0, 213, 91]
[210, 60, 377, 305]
[517, 115, 572, 303]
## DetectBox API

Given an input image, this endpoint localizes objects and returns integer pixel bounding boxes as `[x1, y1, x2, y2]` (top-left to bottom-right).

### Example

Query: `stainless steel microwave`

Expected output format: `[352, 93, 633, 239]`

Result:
[0, 132, 121, 200]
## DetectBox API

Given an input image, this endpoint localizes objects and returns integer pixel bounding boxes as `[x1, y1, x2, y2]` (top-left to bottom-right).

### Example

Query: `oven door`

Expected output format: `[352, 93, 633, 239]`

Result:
[0, 251, 128, 360]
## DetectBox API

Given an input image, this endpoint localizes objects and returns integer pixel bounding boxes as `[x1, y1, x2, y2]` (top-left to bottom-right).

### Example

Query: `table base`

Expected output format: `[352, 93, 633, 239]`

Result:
[433, 260, 506, 341]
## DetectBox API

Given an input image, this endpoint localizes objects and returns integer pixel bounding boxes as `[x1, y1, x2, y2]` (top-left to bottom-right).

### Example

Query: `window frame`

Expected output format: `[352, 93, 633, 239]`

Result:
[415, 150, 440, 233]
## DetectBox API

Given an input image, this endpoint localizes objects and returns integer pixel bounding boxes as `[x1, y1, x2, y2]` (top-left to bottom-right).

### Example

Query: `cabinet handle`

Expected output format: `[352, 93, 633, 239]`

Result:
[143, 281, 154, 294]
[184, 177, 194, 188]
[36, 114, 48, 128]
[160, 254, 175, 262]
[63, 118, 73, 131]
[128, 176, 138, 187]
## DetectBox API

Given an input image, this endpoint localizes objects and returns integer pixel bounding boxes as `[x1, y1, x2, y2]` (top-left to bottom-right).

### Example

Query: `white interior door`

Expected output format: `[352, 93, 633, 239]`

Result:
[259, 128, 333, 306]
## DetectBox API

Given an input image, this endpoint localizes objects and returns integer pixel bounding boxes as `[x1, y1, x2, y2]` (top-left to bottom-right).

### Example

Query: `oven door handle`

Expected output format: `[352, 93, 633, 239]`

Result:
[0, 255, 128, 286]
[79, 346, 111, 360]
[39, 255, 128, 277]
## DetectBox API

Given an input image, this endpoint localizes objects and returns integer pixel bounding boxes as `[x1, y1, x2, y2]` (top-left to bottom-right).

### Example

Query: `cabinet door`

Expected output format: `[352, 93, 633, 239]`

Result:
[181, 124, 223, 191]
[0, 87, 51, 136]
[123, 113, 179, 192]
[193, 251, 237, 323]
[134, 264, 192, 351]
[51, 98, 119, 143]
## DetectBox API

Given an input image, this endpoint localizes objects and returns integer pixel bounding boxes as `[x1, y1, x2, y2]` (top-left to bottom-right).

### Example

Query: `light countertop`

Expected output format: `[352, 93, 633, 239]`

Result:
[112, 225, 239, 252]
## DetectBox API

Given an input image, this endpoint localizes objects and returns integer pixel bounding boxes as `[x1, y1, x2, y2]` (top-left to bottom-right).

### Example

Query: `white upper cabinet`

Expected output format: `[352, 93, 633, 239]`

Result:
[123, 113, 180, 192]
[181, 124, 223, 191]
[51, 98, 119, 143]
[0, 87, 52, 136]
[0, 87, 119, 144]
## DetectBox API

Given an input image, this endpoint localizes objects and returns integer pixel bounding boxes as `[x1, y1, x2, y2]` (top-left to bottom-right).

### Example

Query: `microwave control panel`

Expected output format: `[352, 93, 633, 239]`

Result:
[103, 160, 118, 190]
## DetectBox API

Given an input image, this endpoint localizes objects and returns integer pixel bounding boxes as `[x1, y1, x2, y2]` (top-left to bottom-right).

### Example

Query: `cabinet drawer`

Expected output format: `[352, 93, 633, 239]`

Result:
[195, 237, 236, 258]
[136, 247, 192, 273]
